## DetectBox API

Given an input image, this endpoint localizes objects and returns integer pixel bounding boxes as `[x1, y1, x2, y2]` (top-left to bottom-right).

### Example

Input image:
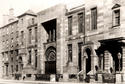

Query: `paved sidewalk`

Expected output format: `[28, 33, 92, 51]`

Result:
[0, 79, 123, 84]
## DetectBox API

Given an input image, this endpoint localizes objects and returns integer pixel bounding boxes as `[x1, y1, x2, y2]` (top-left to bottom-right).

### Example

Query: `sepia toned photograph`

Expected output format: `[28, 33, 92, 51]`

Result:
[0, 0, 124, 84]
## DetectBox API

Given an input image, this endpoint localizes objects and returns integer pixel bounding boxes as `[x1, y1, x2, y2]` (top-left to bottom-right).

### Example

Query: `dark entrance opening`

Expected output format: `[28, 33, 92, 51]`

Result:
[105, 42, 122, 71]
[45, 61, 56, 74]
[78, 42, 83, 71]
[42, 19, 56, 42]
[97, 39, 123, 72]
[85, 48, 91, 74]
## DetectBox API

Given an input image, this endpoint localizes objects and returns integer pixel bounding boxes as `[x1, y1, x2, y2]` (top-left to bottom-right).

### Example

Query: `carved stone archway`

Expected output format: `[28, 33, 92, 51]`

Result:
[45, 46, 56, 74]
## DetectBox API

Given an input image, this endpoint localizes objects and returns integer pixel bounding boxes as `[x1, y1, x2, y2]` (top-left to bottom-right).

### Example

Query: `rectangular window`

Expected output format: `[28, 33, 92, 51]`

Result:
[78, 13, 84, 33]
[21, 31, 24, 45]
[16, 31, 19, 38]
[16, 65, 18, 72]
[16, 50, 18, 56]
[28, 50, 31, 64]
[35, 50, 37, 69]
[68, 16, 72, 35]
[113, 9, 120, 27]
[68, 44, 72, 62]
[35, 27, 37, 43]
[91, 7, 97, 30]
[29, 29, 32, 44]
[32, 18, 34, 24]
[11, 65, 13, 74]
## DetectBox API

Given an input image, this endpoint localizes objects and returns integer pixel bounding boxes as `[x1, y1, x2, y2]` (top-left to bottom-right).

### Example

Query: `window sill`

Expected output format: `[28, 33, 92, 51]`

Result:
[112, 25, 120, 28]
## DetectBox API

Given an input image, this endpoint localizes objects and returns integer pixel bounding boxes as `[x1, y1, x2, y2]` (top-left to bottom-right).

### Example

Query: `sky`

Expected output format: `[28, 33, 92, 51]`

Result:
[0, 0, 85, 27]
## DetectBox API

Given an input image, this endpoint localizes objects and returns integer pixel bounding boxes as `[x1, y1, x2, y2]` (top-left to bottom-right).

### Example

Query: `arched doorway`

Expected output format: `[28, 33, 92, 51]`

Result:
[45, 46, 56, 74]
[85, 48, 91, 74]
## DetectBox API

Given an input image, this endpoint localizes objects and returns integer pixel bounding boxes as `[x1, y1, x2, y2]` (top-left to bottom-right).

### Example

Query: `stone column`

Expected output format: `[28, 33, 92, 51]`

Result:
[122, 46, 125, 71]
[121, 46, 125, 82]
[53, 29, 55, 41]
[104, 50, 113, 73]
[83, 56, 86, 79]
[49, 30, 51, 42]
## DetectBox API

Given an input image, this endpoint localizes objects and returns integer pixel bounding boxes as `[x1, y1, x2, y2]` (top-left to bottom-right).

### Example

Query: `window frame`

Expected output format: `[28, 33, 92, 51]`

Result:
[78, 12, 85, 33]
[68, 16, 73, 35]
[112, 8, 120, 27]
[91, 7, 97, 30]
[68, 44, 72, 62]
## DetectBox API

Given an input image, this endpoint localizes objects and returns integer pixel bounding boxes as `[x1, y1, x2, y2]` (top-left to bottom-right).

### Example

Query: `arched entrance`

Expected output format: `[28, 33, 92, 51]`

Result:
[45, 46, 56, 74]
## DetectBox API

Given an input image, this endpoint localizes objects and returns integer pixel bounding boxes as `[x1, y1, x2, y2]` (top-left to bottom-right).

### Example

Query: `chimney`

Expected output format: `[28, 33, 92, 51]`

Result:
[2, 14, 9, 26]
[9, 8, 14, 16]
[8, 8, 15, 23]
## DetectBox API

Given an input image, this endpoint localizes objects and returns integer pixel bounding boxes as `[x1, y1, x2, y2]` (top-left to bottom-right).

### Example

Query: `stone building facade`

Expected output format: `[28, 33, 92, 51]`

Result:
[0, 10, 39, 80]
[1, 0, 125, 83]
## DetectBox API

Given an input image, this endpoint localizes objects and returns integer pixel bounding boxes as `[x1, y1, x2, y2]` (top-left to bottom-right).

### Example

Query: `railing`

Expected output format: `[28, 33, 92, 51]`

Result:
[77, 70, 84, 82]
[35, 74, 50, 81]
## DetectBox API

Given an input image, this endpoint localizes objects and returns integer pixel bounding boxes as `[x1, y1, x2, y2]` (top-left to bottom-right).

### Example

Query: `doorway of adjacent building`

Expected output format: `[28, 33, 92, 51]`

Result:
[97, 40, 123, 72]
[85, 48, 91, 74]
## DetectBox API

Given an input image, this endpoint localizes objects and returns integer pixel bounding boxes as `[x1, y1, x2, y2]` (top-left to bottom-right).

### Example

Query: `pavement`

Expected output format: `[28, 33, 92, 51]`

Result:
[0, 79, 124, 84]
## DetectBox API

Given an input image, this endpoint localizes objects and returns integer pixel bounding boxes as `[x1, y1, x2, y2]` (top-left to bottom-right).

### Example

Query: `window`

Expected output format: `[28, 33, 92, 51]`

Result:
[28, 50, 31, 64]
[11, 57, 13, 62]
[35, 50, 37, 69]
[11, 38, 13, 43]
[68, 16, 72, 35]
[78, 13, 84, 33]
[32, 18, 34, 24]
[91, 7, 97, 30]
[35, 27, 37, 43]
[16, 31, 19, 38]
[29, 29, 32, 44]
[16, 50, 18, 56]
[16, 65, 18, 72]
[68, 44, 72, 62]
[21, 18, 23, 24]
[11, 65, 13, 74]
[21, 31, 24, 45]
[113, 9, 120, 27]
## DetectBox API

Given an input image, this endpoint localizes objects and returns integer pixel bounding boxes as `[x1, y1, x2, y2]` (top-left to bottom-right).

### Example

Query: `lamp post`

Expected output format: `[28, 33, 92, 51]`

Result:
[117, 52, 121, 73]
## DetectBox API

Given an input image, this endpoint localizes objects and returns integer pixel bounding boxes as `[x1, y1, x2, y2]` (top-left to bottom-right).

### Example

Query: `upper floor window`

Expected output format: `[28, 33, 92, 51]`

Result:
[16, 31, 19, 38]
[68, 16, 72, 35]
[91, 7, 97, 30]
[35, 27, 37, 43]
[32, 18, 34, 24]
[29, 29, 32, 44]
[21, 31, 24, 45]
[78, 12, 84, 33]
[112, 4, 121, 27]
[21, 18, 23, 24]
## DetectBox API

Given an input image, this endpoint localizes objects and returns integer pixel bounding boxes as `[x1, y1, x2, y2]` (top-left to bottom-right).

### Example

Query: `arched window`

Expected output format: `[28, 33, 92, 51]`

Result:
[112, 4, 121, 27]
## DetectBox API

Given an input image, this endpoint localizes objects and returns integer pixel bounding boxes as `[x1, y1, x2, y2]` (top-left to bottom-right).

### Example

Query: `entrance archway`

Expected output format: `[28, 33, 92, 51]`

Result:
[45, 46, 56, 74]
